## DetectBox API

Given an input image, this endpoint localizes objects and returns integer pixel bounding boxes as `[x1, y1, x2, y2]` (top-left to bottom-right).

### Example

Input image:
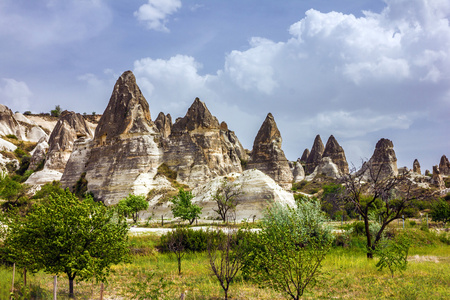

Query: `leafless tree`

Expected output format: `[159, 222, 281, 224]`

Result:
[340, 160, 421, 258]
[208, 228, 245, 300]
[167, 227, 185, 275]
[212, 179, 243, 222]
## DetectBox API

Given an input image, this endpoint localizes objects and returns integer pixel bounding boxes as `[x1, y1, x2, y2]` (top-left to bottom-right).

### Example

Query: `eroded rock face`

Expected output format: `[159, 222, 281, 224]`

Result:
[366, 138, 398, 179]
[29, 136, 49, 171]
[431, 165, 445, 189]
[155, 112, 172, 138]
[413, 159, 421, 174]
[0, 104, 21, 137]
[305, 135, 324, 174]
[306, 157, 341, 180]
[300, 148, 310, 163]
[62, 71, 163, 204]
[162, 98, 247, 186]
[14, 113, 48, 142]
[290, 159, 305, 183]
[439, 155, 450, 176]
[45, 111, 93, 172]
[247, 113, 293, 189]
[322, 135, 349, 174]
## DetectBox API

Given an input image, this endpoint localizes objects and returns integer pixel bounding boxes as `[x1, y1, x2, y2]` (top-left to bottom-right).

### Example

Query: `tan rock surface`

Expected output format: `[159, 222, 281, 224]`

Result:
[322, 135, 348, 174]
[247, 113, 293, 189]
[305, 135, 325, 174]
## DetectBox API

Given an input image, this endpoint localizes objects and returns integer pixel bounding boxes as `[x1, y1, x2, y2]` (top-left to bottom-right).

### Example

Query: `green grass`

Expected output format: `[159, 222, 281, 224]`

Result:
[2, 229, 450, 299]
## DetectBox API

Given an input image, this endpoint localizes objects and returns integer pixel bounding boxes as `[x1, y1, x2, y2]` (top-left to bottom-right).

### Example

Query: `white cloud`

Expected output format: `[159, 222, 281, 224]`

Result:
[0, 78, 32, 112]
[134, 0, 182, 32]
[131, 0, 450, 167]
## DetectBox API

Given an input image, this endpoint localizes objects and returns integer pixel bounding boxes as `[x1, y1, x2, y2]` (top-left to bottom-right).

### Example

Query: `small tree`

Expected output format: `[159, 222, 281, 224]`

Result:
[118, 194, 149, 223]
[245, 200, 334, 300]
[50, 105, 62, 117]
[3, 190, 129, 298]
[340, 161, 419, 258]
[170, 188, 202, 225]
[374, 233, 411, 277]
[212, 179, 243, 222]
[167, 227, 186, 275]
[430, 199, 450, 226]
[208, 228, 246, 300]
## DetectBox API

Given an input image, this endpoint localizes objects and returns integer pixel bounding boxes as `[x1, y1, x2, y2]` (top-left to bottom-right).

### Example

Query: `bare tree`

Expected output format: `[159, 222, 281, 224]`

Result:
[208, 228, 245, 300]
[167, 227, 185, 275]
[340, 161, 420, 258]
[212, 179, 243, 222]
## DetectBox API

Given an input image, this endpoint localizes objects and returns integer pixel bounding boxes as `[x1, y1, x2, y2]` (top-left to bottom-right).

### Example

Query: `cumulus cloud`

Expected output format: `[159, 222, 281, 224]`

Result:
[0, 78, 32, 112]
[134, 0, 182, 32]
[132, 0, 450, 166]
[0, 0, 112, 47]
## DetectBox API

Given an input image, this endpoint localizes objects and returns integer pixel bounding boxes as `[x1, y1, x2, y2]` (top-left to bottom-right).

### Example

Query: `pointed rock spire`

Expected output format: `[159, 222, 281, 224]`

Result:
[247, 113, 293, 189]
[367, 138, 398, 179]
[439, 155, 450, 176]
[95, 70, 153, 142]
[155, 112, 172, 138]
[305, 135, 324, 174]
[172, 97, 220, 132]
[413, 159, 421, 174]
[300, 148, 310, 163]
[322, 135, 348, 174]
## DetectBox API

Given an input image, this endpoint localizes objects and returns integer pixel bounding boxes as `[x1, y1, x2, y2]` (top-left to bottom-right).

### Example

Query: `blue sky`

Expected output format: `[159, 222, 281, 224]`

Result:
[0, 0, 449, 172]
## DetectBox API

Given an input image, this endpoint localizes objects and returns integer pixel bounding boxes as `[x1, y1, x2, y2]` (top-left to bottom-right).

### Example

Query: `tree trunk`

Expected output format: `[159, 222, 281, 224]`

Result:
[23, 267, 27, 286]
[69, 276, 75, 298]
[178, 256, 181, 275]
[364, 217, 374, 259]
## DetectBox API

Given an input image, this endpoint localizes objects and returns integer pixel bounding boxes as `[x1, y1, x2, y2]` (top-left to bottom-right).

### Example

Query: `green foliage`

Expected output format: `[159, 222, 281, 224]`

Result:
[244, 200, 334, 300]
[156, 163, 177, 181]
[23, 111, 32, 116]
[118, 194, 149, 223]
[2, 190, 129, 297]
[159, 228, 223, 253]
[73, 172, 88, 198]
[5, 134, 18, 140]
[31, 181, 65, 200]
[430, 199, 450, 225]
[170, 188, 202, 225]
[50, 105, 62, 117]
[374, 234, 412, 277]
[13, 148, 28, 160]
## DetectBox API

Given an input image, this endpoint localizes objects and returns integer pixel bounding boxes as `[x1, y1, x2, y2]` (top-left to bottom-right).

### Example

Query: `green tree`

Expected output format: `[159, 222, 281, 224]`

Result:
[212, 179, 243, 222]
[430, 198, 450, 226]
[374, 233, 411, 277]
[245, 200, 334, 300]
[50, 105, 62, 117]
[170, 188, 202, 225]
[118, 194, 149, 223]
[340, 161, 419, 258]
[3, 190, 129, 298]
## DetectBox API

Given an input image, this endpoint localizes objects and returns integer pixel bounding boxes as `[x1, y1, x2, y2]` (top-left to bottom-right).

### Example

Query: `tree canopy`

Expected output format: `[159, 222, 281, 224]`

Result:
[117, 194, 149, 223]
[2, 190, 129, 298]
[170, 188, 202, 225]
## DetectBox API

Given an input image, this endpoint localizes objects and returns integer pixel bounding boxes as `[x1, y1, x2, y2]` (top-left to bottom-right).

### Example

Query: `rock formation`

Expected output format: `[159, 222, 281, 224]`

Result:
[0, 104, 21, 137]
[14, 113, 48, 142]
[28, 136, 49, 170]
[162, 98, 247, 186]
[300, 148, 310, 163]
[413, 159, 421, 174]
[363, 138, 398, 180]
[306, 157, 341, 180]
[247, 113, 293, 189]
[155, 112, 172, 138]
[322, 135, 349, 174]
[44, 111, 93, 173]
[439, 155, 450, 176]
[431, 165, 445, 189]
[62, 71, 163, 204]
[305, 135, 325, 174]
[290, 159, 305, 183]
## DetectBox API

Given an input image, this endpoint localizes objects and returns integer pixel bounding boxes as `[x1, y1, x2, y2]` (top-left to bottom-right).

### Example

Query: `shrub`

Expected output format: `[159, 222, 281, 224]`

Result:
[159, 228, 224, 253]
[5, 134, 18, 140]
[374, 233, 412, 277]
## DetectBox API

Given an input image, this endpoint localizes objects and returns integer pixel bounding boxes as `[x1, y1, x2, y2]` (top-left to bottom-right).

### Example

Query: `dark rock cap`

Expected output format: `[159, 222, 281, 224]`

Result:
[305, 134, 324, 174]
[172, 97, 220, 132]
[94, 70, 153, 141]
[322, 135, 349, 174]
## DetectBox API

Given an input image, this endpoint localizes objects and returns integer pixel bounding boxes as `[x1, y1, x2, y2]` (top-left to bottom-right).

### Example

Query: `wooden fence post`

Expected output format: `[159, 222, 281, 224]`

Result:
[53, 276, 57, 300]
[100, 282, 104, 300]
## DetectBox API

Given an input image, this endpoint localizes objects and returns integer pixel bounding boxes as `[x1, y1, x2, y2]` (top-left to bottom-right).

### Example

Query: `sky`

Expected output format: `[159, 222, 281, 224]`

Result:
[0, 0, 449, 172]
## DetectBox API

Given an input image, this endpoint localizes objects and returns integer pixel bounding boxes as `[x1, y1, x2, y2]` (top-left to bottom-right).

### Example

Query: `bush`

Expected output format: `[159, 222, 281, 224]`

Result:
[5, 134, 18, 140]
[374, 233, 412, 277]
[159, 228, 224, 253]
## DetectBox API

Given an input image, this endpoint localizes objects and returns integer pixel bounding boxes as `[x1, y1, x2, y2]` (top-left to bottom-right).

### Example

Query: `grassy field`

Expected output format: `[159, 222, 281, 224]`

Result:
[1, 227, 449, 300]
